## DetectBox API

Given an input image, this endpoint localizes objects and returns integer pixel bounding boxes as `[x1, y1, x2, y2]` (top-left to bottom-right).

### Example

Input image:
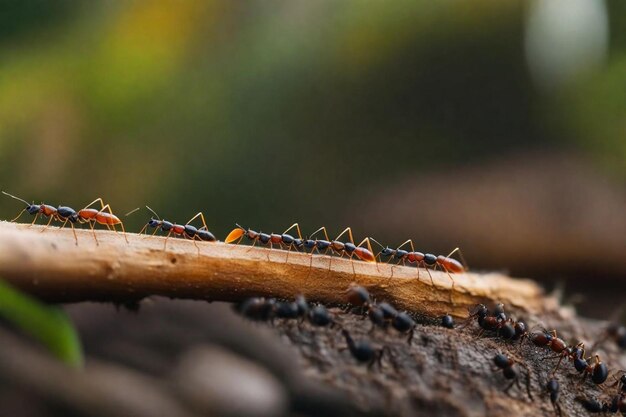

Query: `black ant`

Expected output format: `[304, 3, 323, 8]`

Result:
[135, 206, 216, 252]
[341, 330, 386, 369]
[274, 295, 311, 321]
[577, 391, 625, 414]
[302, 227, 376, 275]
[3, 191, 80, 244]
[225, 223, 305, 261]
[492, 353, 533, 399]
[236, 297, 276, 321]
[308, 304, 334, 327]
[391, 311, 416, 344]
[546, 377, 561, 417]
[367, 301, 398, 332]
[441, 314, 455, 329]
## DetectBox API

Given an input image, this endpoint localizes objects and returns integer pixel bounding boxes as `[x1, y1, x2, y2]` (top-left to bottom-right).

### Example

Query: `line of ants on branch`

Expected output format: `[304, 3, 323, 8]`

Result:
[237, 284, 626, 416]
[2, 191, 466, 284]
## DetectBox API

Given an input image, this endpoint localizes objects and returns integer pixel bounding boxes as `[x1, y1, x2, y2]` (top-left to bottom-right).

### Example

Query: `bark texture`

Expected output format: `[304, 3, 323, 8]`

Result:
[0, 221, 623, 417]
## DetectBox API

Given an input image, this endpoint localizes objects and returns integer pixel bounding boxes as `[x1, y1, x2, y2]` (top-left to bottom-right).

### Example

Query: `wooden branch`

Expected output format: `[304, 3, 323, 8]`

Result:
[0, 221, 556, 317]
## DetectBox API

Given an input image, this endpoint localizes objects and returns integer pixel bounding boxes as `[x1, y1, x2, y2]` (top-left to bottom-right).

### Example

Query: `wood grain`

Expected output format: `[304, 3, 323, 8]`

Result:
[0, 221, 555, 318]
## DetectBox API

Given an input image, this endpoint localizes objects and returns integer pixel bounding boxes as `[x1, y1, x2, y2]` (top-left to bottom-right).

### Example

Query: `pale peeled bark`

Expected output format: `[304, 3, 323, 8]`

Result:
[0, 221, 555, 317]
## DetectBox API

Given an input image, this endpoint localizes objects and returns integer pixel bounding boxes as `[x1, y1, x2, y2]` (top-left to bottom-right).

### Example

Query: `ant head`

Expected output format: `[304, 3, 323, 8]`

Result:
[469, 303, 488, 318]
[369, 237, 394, 257]
[493, 353, 509, 368]
[148, 218, 160, 228]
[2, 191, 38, 214]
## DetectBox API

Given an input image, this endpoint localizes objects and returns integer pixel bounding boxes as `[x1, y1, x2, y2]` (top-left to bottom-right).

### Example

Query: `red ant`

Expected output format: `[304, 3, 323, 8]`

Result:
[369, 238, 465, 291]
[135, 206, 216, 252]
[532, 329, 609, 385]
[3, 191, 80, 244]
[225, 223, 304, 261]
[76, 198, 129, 244]
[301, 227, 376, 275]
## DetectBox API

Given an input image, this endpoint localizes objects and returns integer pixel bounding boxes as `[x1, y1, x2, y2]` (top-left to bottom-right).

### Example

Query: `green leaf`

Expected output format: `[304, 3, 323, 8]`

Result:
[0, 279, 83, 368]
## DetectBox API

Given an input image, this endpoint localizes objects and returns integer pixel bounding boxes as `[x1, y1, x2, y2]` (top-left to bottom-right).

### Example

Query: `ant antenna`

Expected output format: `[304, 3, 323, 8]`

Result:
[368, 237, 386, 251]
[125, 207, 141, 217]
[2, 191, 31, 207]
[145, 205, 161, 220]
[235, 223, 246, 230]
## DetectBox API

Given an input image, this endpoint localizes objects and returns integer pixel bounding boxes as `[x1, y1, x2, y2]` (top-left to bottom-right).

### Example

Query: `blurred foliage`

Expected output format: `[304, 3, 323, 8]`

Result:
[0, 279, 83, 367]
[0, 0, 623, 246]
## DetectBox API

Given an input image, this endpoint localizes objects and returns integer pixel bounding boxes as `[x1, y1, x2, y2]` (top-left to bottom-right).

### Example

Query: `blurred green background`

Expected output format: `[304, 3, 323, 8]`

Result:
[0, 0, 624, 315]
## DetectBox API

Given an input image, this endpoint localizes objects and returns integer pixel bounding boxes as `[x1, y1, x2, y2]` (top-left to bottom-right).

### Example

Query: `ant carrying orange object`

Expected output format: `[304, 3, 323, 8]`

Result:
[225, 223, 305, 261]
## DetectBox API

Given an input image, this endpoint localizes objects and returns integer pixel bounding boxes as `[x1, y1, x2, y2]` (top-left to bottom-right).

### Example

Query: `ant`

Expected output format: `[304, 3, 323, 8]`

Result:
[3, 191, 80, 244]
[76, 198, 129, 244]
[532, 329, 608, 384]
[546, 377, 562, 417]
[391, 311, 416, 344]
[441, 314, 455, 329]
[369, 238, 465, 294]
[542, 340, 586, 373]
[302, 227, 376, 275]
[225, 223, 304, 261]
[136, 206, 216, 252]
[345, 284, 371, 313]
[577, 382, 625, 414]
[274, 295, 311, 321]
[308, 304, 334, 327]
[492, 353, 533, 399]
[467, 303, 526, 341]
[340, 329, 386, 370]
[236, 297, 276, 321]
[367, 301, 398, 332]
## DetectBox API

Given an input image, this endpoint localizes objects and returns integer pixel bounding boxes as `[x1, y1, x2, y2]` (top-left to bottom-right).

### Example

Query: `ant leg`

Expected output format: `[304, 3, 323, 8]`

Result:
[523, 366, 534, 400]
[335, 227, 356, 274]
[40, 214, 55, 232]
[89, 218, 100, 246]
[283, 223, 304, 263]
[310, 227, 333, 271]
[81, 198, 106, 211]
[29, 212, 39, 226]
[421, 263, 435, 287]
[69, 222, 78, 245]
[437, 264, 456, 304]
[99, 203, 129, 244]
[407, 328, 415, 345]
[11, 208, 27, 223]
[163, 230, 172, 250]
[502, 379, 516, 395]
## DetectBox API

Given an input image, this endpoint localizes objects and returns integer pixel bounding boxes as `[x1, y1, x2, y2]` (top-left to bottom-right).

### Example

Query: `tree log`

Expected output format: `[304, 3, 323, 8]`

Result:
[0, 221, 554, 318]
